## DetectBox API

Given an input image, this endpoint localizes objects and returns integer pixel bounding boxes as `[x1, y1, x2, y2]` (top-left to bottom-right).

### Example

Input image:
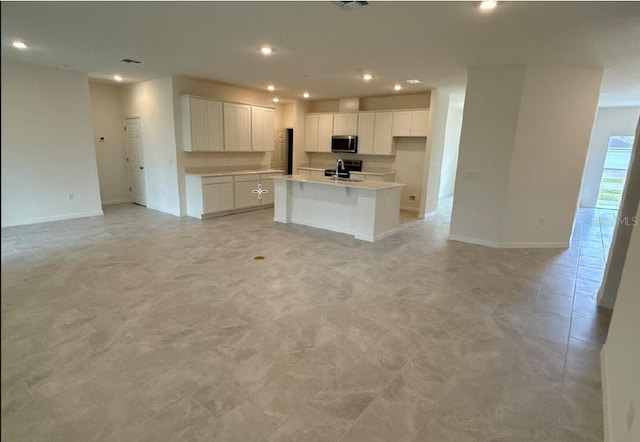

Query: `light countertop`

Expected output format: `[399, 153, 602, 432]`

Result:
[296, 165, 395, 176]
[185, 167, 284, 177]
[274, 174, 405, 191]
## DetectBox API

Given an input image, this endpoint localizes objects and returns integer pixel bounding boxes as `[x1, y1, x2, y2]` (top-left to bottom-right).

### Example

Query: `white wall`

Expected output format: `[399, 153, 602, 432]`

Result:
[580, 107, 640, 208]
[450, 65, 602, 248]
[421, 89, 449, 215]
[450, 65, 526, 245]
[88, 81, 130, 205]
[120, 77, 180, 216]
[439, 96, 464, 199]
[1, 61, 103, 227]
[502, 66, 603, 246]
[602, 202, 640, 442]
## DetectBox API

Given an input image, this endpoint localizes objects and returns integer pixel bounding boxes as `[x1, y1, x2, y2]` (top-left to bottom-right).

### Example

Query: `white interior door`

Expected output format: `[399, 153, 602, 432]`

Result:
[124, 118, 146, 206]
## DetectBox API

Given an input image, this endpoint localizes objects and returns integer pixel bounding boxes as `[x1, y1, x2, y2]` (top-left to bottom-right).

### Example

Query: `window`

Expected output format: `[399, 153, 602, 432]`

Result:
[596, 136, 634, 210]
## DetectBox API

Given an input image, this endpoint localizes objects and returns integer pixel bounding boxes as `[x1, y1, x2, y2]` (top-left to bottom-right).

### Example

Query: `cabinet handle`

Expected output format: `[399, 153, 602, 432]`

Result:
[139, 166, 144, 170]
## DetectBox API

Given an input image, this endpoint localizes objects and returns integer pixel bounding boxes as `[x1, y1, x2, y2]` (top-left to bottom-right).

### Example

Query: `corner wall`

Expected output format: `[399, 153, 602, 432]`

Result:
[1, 60, 103, 227]
[120, 77, 180, 216]
[450, 65, 602, 248]
[601, 200, 640, 442]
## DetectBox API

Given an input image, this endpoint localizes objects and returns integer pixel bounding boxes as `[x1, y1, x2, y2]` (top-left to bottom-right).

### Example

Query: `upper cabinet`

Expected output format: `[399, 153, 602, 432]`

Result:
[182, 96, 275, 153]
[251, 107, 274, 151]
[392, 110, 429, 137]
[305, 114, 333, 152]
[356, 113, 375, 155]
[357, 112, 393, 155]
[333, 113, 358, 135]
[182, 96, 224, 152]
[373, 112, 394, 155]
[224, 103, 252, 152]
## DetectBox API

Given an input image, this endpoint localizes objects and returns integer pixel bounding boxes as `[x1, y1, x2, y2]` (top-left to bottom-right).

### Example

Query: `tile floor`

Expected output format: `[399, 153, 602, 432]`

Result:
[1, 201, 614, 441]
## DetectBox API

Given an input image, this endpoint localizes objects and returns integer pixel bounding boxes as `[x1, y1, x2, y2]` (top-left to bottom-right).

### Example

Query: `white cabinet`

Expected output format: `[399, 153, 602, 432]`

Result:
[203, 180, 234, 213]
[186, 175, 234, 218]
[224, 103, 252, 151]
[251, 107, 275, 151]
[304, 115, 319, 152]
[317, 114, 334, 152]
[357, 112, 393, 155]
[373, 112, 394, 155]
[259, 173, 281, 206]
[305, 114, 333, 152]
[333, 113, 358, 135]
[392, 110, 428, 137]
[182, 96, 224, 152]
[234, 176, 261, 209]
[234, 173, 281, 208]
[356, 113, 374, 155]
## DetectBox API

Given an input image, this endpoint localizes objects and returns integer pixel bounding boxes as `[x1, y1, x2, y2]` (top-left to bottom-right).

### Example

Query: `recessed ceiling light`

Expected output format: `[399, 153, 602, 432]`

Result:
[479, 1, 497, 11]
[272, 97, 280, 103]
[267, 85, 275, 91]
[405, 79, 421, 84]
[303, 92, 310, 99]
[260, 46, 273, 55]
[394, 84, 402, 91]
[113, 75, 123, 82]
[12, 41, 27, 49]
[362, 74, 373, 81]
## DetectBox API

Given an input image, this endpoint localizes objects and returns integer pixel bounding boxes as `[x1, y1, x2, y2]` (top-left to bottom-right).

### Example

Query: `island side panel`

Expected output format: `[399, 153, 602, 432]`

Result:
[273, 179, 289, 223]
[353, 189, 377, 242]
[373, 186, 403, 240]
[287, 181, 358, 236]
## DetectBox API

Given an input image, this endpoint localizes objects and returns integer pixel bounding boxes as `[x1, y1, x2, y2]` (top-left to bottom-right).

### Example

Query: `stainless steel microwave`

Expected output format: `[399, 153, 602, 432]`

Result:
[331, 136, 358, 153]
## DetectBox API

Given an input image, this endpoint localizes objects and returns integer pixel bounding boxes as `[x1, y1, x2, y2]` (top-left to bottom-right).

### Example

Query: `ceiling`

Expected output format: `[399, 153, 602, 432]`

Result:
[2, 1, 640, 106]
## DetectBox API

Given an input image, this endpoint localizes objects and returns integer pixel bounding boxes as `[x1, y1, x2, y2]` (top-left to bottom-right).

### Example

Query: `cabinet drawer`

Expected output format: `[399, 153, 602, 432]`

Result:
[202, 176, 233, 185]
[234, 173, 262, 182]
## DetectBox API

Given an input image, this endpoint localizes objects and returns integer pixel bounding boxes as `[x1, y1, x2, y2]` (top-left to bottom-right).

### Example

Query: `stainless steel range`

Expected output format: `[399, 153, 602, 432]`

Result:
[324, 159, 362, 179]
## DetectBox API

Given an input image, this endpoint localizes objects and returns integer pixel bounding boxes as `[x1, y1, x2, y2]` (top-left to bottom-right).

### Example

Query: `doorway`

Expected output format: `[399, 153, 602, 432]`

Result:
[286, 128, 294, 175]
[124, 118, 146, 206]
[596, 135, 634, 210]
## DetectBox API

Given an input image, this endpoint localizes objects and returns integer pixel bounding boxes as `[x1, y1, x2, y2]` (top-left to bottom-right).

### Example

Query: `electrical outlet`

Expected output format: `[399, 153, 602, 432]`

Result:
[409, 195, 416, 201]
[67, 193, 74, 201]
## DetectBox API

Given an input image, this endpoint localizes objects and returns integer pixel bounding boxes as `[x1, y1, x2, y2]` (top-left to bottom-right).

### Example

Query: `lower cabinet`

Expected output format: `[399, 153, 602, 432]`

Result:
[203, 181, 234, 213]
[186, 172, 282, 219]
[234, 176, 262, 209]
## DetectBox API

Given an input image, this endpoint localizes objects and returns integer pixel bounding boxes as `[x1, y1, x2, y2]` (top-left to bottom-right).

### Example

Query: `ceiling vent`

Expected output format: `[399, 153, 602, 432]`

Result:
[121, 58, 143, 65]
[332, 1, 369, 12]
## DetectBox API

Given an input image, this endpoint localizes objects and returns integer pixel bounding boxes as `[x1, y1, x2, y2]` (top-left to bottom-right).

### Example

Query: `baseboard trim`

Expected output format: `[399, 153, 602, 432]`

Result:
[102, 198, 131, 206]
[447, 234, 569, 249]
[600, 345, 612, 442]
[146, 204, 181, 217]
[1, 210, 104, 228]
[400, 206, 420, 213]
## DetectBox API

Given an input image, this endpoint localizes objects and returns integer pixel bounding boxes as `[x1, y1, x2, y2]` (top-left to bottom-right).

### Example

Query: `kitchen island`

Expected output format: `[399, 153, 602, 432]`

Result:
[273, 174, 405, 242]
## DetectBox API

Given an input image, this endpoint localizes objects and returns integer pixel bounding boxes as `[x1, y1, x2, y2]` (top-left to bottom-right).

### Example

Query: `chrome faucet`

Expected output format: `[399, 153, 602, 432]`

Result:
[334, 159, 344, 180]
